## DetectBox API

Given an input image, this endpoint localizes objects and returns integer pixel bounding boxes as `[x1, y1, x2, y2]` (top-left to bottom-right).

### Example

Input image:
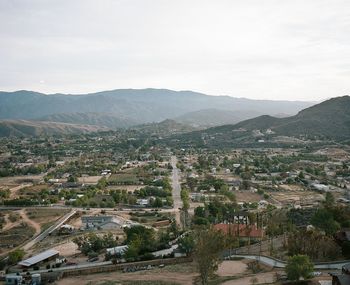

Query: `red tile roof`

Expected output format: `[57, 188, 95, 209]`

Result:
[214, 223, 264, 238]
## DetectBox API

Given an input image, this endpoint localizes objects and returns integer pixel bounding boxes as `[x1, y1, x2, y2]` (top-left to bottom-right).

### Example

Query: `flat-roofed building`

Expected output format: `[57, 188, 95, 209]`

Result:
[18, 249, 59, 268]
[81, 215, 122, 230]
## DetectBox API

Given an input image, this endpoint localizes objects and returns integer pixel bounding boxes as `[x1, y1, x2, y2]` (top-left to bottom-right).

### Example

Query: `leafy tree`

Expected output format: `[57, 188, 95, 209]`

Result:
[186, 177, 198, 191]
[194, 227, 226, 285]
[178, 233, 195, 255]
[73, 232, 118, 255]
[124, 225, 156, 254]
[152, 197, 163, 208]
[124, 237, 142, 259]
[311, 208, 340, 235]
[181, 188, 190, 211]
[285, 255, 313, 281]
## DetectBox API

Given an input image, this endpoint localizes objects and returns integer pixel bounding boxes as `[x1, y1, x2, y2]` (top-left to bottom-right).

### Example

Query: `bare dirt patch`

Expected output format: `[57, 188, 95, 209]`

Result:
[25, 208, 69, 229]
[216, 260, 248, 277]
[107, 185, 142, 193]
[57, 263, 197, 285]
[235, 191, 262, 203]
[51, 241, 79, 258]
[270, 190, 324, 205]
[20, 209, 41, 236]
[78, 176, 102, 185]
[221, 271, 276, 285]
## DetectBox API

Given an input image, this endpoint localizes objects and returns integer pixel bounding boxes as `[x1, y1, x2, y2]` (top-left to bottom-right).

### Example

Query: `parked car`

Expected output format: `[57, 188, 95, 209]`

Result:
[66, 261, 77, 266]
[88, 257, 99, 262]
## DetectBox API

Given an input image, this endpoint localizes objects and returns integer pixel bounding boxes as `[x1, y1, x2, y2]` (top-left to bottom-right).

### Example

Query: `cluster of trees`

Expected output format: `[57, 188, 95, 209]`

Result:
[123, 224, 180, 261]
[3, 198, 42, 206]
[0, 164, 47, 177]
[134, 186, 171, 198]
[148, 196, 173, 208]
[197, 175, 226, 192]
[193, 199, 238, 225]
[124, 225, 157, 260]
[73, 232, 118, 257]
[288, 228, 341, 261]
[110, 189, 137, 205]
[181, 188, 190, 211]
[311, 208, 340, 236]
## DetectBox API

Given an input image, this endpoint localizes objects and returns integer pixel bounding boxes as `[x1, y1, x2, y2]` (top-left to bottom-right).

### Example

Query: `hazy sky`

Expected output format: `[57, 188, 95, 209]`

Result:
[0, 0, 349, 101]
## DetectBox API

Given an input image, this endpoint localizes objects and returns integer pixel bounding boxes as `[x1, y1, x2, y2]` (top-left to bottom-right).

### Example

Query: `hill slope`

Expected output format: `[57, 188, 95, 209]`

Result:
[38, 112, 138, 129]
[231, 96, 350, 139]
[173, 109, 263, 127]
[174, 96, 350, 147]
[131, 119, 198, 137]
[0, 120, 109, 137]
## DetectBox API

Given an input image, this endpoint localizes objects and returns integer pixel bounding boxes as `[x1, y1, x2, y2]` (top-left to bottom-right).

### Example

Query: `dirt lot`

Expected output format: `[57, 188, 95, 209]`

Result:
[216, 260, 248, 276]
[107, 185, 142, 193]
[269, 190, 324, 205]
[25, 208, 69, 230]
[78, 176, 103, 185]
[18, 184, 48, 197]
[52, 241, 80, 259]
[221, 271, 276, 285]
[0, 174, 45, 185]
[279, 184, 304, 191]
[235, 191, 262, 203]
[0, 222, 35, 254]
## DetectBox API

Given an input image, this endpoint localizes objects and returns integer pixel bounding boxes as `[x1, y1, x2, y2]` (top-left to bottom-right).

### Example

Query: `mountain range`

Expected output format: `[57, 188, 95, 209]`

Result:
[1, 88, 347, 140]
[0, 89, 312, 129]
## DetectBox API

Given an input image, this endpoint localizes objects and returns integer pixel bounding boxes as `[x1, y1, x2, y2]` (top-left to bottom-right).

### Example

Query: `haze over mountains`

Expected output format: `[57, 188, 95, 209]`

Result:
[0, 89, 313, 131]
[0, 89, 348, 140]
[176, 95, 350, 146]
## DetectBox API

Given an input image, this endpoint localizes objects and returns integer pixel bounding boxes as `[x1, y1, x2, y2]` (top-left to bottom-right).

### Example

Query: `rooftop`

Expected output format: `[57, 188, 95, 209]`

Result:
[18, 249, 59, 267]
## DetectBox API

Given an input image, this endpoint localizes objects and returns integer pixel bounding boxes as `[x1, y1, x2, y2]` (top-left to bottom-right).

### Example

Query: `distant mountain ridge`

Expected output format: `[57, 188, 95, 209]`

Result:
[183, 95, 350, 143]
[0, 89, 313, 126]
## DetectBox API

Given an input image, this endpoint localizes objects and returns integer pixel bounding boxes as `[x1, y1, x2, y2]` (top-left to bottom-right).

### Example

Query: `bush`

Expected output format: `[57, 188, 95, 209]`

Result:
[88, 251, 98, 258]
[140, 253, 154, 261]
[285, 255, 313, 281]
[8, 249, 25, 265]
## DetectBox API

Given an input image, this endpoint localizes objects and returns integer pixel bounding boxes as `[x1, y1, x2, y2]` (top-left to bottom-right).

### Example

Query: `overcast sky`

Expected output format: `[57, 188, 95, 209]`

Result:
[0, 0, 349, 101]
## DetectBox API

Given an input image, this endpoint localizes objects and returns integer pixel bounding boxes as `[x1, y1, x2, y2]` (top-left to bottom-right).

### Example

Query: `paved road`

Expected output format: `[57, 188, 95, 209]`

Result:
[227, 254, 350, 270]
[170, 156, 182, 226]
[23, 210, 76, 251]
